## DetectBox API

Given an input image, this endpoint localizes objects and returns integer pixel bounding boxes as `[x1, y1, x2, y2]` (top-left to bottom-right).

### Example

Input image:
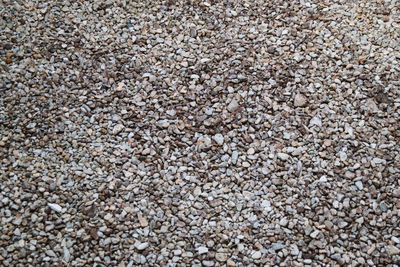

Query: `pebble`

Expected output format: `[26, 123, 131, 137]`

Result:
[63, 247, 70, 262]
[247, 147, 255, 155]
[112, 124, 125, 135]
[137, 213, 148, 227]
[309, 116, 322, 127]
[355, 181, 364, 190]
[215, 252, 228, 262]
[213, 134, 224, 145]
[365, 99, 380, 113]
[227, 259, 236, 266]
[251, 251, 262, 259]
[290, 245, 300, 256]
[134, 242, 149, 251]
[392, 237, 400, 244]
[227, 99, 240, 112]
[310, 230, 320, 239]
[231, 151, 239, 165]
[393, 189, 400, 198]
[294, 94, 307, 107]
[197, 247, 208, 254]
[48, 203, 63, 213]
[46, 250, 56, 257]
[202, 260, 215, 267]
[197, 136, 212, 151]
[386, 245, 400, 256]
[271, 243, 285, 251]
[277, 153, 290, 161]
[104, 213, 113, 221]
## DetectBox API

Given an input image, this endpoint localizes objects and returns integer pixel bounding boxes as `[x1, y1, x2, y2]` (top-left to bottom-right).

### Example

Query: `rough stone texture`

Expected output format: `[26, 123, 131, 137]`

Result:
[0, 0, 400, 266]
[294, 94, 307, 107]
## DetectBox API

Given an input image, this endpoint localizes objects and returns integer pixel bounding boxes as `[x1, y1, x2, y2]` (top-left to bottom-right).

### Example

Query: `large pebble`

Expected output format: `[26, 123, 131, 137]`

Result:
[48, 203, 63, 213]
[294, 94, 307, 107]
[227, 99, 239, 112]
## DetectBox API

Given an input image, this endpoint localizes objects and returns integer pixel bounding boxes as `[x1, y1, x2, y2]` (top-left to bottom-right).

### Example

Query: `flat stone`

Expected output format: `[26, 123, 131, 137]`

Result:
[279, 217, 288, 227]
[46, 250, 57, 257]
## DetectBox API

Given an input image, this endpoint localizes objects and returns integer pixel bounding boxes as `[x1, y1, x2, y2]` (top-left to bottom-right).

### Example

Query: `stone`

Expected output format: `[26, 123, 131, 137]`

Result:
[365, 98, 380, 113]
[310, 230, 320, 238]
[215, 252, 228, 262]
[63, 247, 70, 262]
[197, 246, 208, 254]
[231, 151, 239, 165]
[294, 94, 307, 107]
[202, 261, 215, 267]
[137, 213, 148, 227]
[355, 181, 363, 190]
[309, 116, 322, 127]
[104, 213, 113, 221]
[46, 250, 57, 257]
[391, 237, 400, 244]
[227, 99, 239, 112]
[271, 243, 285, 251]
[277, 153, 289, 161]
[2, 1, 397, 265]
[135, 242, 149, 251]
[227, 259, 236, 266]
[393, 189, 400, 198]
[197, 136, 212, 151]
[251, 251, 262, 259]
[48, 203, 63, 213]
[213, 134, 224, 145]
[386, 245, 400, 256]
[279, 217, 288, 227]
[113, 124, 125, 135]
[290, 245, 300, 256]
[247, 147, 255, 155]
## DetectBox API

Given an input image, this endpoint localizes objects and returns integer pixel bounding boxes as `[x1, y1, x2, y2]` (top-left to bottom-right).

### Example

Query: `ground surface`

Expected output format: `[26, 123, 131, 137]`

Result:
[1, 0, 400, 266]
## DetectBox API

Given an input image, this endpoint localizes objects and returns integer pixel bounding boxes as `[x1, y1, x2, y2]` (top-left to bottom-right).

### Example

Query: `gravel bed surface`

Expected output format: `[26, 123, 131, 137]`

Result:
[1, 0, 400, 266]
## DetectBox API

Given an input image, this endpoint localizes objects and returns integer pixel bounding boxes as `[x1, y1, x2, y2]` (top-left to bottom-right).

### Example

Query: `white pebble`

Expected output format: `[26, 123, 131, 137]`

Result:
[48, 203, 63, 213]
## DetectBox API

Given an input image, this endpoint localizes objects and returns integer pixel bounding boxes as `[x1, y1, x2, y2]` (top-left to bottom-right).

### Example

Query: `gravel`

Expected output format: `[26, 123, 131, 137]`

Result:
[1, 0, 400, 266]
